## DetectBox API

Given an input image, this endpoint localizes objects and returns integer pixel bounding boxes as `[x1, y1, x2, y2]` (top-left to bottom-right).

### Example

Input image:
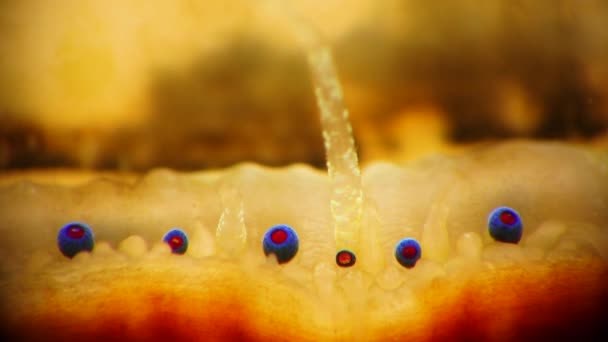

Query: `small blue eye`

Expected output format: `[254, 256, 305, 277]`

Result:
[336, 249, 356, 267]
[395, 238, 421, 268]
[262, 224, 299, 264]
[57, 222, 95, 258]
[162, 228, 189, 254]
[488, 206, 523, 244]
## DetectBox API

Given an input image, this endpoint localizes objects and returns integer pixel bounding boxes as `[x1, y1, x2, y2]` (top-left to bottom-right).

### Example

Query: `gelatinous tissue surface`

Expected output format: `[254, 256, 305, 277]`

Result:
[0, 141, 607, 341]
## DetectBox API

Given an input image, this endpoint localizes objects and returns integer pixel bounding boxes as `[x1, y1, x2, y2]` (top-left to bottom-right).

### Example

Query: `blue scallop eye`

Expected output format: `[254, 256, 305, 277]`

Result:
[262, 224, 299, 264]
[488, 206, 523, 244]
[336, 249, 356, 267]
[395, 238, 421, 268]
[57, 222, 95, 258]
[162, 228, 189, 254]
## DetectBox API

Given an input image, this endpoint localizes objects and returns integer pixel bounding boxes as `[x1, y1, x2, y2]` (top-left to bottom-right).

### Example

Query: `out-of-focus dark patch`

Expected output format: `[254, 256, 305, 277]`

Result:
[0, 115, 69, 169]
[537, 70, 606, 139]
[334, 1, 608, 142]
[126, 36, 325, 170]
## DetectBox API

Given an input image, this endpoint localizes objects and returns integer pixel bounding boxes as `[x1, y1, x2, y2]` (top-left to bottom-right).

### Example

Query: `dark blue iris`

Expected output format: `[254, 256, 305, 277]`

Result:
[162, 228, 189, 254]
[57, 222, 95, 258]
[395, 238, 421, 268]
[488, 206, 523, 244]
[262, 224, 299, 264]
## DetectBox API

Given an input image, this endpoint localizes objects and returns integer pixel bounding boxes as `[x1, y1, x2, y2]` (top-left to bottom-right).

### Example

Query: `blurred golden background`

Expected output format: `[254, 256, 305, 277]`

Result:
[0, 0, 607, 170]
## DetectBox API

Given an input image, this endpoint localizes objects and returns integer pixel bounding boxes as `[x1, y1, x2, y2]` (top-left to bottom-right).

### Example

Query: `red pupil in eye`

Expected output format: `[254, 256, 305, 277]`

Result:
[402, 246, 417, 259]
[500, 211, 517, 225]
[169, 236, 183, 249]
[271, 229, 288, 244]
[67, 226, 85, 239]
[337, 251, 353, 265]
